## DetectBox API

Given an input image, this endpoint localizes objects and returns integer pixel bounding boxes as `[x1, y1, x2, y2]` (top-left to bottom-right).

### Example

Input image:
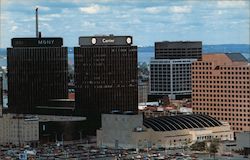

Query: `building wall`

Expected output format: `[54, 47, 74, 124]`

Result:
[138, 81, 149, 103]
[97, 114, 143, 149]
[0, 114, 39, 146]
[150, 59, 196, 99]
[74, 45, 138, 133]
[97, 114, 234, 149]
[155, 41, 202, 59]
[7, 47, 68, 114]
[192, 54, 250, 132]
[0, 77, 2, 116]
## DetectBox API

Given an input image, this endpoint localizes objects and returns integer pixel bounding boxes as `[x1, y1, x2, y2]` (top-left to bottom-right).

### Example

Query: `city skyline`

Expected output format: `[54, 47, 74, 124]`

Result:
[1, 0, 250, 48]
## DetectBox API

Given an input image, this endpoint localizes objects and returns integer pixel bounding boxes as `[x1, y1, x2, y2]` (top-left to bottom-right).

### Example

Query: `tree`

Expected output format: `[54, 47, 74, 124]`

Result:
[208, 139, 220, 160]
[190, 141, 206, 151]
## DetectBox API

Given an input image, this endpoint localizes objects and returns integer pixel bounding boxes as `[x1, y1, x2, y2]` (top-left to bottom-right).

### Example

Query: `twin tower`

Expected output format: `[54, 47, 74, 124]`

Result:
[7, 35, 138, 132]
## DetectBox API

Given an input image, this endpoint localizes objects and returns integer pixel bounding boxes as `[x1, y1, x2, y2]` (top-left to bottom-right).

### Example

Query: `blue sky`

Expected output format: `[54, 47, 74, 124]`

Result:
[0, 0, 249, 47]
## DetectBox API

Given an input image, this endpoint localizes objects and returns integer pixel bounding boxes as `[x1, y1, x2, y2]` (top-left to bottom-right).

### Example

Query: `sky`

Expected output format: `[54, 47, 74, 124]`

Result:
[0, 0, 249, 47]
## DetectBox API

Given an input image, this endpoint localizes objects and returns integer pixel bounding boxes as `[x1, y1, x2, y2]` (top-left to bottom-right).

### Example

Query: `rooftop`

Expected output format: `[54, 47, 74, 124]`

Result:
[225, 53, 248, 62]
[143, 114, 222, 131]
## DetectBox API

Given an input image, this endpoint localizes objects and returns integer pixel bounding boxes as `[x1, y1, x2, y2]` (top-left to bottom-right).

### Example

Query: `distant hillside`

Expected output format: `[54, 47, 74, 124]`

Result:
[0, 48, 6, 55]
[203, 44, 250, 54]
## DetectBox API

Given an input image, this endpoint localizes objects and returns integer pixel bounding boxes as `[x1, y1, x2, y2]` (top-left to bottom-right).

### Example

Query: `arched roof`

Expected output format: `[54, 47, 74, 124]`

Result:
[143, 114, 222, 131]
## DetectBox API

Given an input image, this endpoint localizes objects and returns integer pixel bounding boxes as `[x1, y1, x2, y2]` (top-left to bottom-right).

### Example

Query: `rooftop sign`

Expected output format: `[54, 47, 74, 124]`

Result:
[79, 36, 133, 46]
[11, 38, 63, 47]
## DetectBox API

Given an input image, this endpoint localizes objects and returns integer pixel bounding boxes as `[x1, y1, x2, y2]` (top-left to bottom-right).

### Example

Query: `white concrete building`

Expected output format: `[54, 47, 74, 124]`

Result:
[0, 114, 39, 146]
[97, 114, 234, 149]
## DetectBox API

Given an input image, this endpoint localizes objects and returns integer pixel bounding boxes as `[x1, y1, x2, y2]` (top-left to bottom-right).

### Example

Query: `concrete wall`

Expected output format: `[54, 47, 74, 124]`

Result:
[0, 114, 39, 146]
[97, 114, 143, 149]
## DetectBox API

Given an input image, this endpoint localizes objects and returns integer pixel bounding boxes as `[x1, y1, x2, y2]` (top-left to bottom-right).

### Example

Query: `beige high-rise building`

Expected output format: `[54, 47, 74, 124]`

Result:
[192, 53, 250, 132]
[138, 81, 149, 103]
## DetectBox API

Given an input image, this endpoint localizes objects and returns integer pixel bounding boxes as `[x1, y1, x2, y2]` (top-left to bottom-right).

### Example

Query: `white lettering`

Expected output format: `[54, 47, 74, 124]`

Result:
[102, 38, 115, 43]
[38, 40, 55, 45]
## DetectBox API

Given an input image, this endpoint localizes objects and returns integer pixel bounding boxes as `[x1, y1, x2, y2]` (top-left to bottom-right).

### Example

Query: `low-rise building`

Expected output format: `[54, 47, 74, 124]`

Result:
[0, 113, 86, 146]
[0, 114, 39, 146]
[97, 113, 234, 149]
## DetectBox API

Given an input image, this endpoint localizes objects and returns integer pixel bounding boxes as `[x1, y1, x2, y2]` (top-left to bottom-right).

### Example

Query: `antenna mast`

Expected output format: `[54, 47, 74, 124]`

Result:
[36, 8, 39, 38]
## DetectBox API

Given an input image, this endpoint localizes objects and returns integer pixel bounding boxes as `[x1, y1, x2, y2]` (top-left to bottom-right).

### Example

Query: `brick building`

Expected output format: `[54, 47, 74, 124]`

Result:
[192, 53, 250, 132]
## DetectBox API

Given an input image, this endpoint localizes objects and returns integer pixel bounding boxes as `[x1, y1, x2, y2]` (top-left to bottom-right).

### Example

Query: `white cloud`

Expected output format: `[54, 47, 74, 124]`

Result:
[81, 21, 96, 28]
[79, 4, 109, 14]
[34, 5, 50, 11]
[217, 1, 247, 8]
[40, 23, 54, 32]
[169, 6, 192, 14]
[10, 26, 18, 32]
[145, 5, 192, 14]
[0, 13, 8, 20]
[145, 7, 164, 14]
[45, 14, 61, 18]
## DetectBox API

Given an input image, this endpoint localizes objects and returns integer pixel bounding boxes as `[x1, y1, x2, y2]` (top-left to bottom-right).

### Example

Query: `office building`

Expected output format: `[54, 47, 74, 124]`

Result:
[149, 41, 202, 100]
[155, 41, 202, 59]
[138, 81, 149, 103]
[74, 35, 138, 133]
[97, 113, 233, 149]
[7, 37, 68, 114]
[192, 53, 250, 132]
[0, 77, 2, 116]
[150, 59, 196, 99]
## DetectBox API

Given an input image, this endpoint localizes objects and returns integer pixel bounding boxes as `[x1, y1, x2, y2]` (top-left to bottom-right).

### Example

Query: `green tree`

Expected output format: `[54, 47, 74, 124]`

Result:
[190, 141, 206, 151]
[208, 139, 220, 160]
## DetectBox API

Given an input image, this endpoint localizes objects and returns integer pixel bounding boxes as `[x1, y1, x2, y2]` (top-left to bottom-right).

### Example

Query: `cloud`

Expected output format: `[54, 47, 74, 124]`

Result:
[145, 7, 165, 14]
[169, 6, 192, 14]
[217, 1, 247, 8]
[79, 4, 109, 14]
[45, 14, 61, 18]
[10, 26, 18, 32]
[34, 5, 50, 11]
[144, 5, 192, 14]
[81, 21, 96, 28]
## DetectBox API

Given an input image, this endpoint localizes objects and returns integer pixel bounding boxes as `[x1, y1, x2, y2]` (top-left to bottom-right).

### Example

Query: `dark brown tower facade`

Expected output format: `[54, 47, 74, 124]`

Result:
[7, 38, 68, 114]
[155, 41, 202, 59]
[74, 35, 138, 133]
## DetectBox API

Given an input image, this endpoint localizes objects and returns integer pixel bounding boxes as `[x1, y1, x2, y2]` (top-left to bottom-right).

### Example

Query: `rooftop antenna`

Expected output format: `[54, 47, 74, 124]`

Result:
[36, 8, 39, 38]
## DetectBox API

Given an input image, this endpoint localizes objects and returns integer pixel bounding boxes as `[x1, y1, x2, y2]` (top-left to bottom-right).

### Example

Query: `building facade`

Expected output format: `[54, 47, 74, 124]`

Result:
[7, 38, 68, 114]
[149, 41, 202, 100]
[97, 114, 234, 149]
[0, 77, 2, 116]
[0, 114, 39, 146]
[155, 41, 202, 59]
[74, 35, 138, 133]
[150, 59, 196, 99]
[192, 53, 250, 132]
[138, 81, 149, 103]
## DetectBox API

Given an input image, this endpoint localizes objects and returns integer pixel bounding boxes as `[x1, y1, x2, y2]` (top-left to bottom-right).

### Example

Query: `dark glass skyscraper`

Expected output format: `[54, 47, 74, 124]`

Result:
[74, 35, 138, 133]
[7, 38, 68, 114]
[155, 41, 202, 59]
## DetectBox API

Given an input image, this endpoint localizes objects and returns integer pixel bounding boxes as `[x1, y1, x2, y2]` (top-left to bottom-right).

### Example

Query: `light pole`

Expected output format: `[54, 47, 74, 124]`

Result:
[79, 131, 82, 143]
[54, 132, 57, 143]
[87, 140, 90, 160]
[61, 133, 64, 146]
